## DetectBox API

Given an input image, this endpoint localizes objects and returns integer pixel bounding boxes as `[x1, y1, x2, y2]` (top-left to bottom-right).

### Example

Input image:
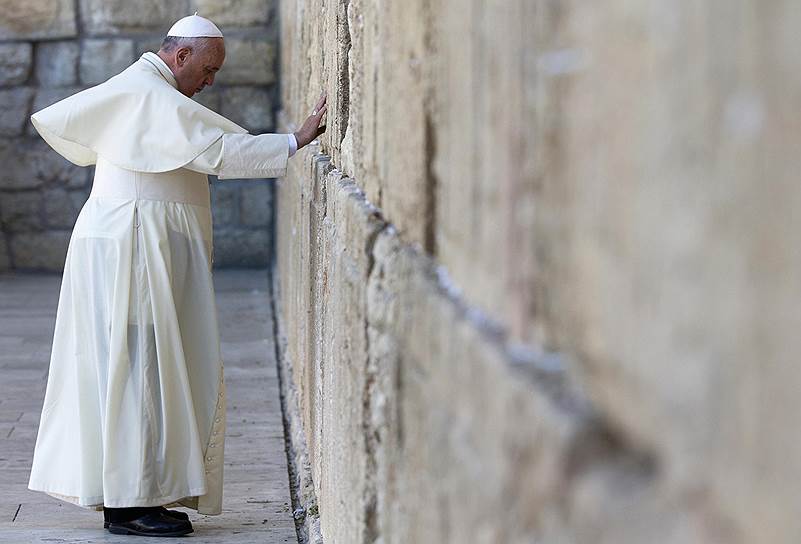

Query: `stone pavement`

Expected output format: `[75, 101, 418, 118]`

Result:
[0, 269, 298, 543]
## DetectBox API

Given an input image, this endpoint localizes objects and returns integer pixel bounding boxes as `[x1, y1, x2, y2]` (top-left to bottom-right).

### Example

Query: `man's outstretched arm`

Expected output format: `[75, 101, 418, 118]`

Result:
[185, 92, 327, 179]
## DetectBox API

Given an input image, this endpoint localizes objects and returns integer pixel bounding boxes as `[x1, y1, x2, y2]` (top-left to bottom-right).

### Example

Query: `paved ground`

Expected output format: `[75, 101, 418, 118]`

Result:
[0, 269, 297, 543]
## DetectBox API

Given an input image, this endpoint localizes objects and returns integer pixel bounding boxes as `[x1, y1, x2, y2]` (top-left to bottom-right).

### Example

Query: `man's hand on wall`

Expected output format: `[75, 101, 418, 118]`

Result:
[294, 92, 328, 150]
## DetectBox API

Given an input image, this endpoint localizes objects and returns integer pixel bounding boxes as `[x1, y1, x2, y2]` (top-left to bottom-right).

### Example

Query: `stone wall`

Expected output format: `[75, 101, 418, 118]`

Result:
[275, 1, 801, 543]
[0, 0, 280, 271]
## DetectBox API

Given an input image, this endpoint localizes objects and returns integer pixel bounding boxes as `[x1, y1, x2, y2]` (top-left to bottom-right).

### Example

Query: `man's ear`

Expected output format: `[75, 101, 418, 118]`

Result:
[176, 47, 191, 67]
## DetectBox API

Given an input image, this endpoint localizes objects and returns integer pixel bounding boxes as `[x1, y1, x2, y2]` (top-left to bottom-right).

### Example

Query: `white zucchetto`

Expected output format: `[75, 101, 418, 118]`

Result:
[166, 12, 223, 38]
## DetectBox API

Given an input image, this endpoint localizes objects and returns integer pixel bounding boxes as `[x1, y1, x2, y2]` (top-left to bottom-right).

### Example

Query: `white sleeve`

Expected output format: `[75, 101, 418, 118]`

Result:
[288, 133, 298, 157]
[184, 133, 290, 179]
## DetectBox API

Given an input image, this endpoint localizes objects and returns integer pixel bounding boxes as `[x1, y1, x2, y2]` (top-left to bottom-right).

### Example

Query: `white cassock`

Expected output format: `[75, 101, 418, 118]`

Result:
[26, 51, 296, 515]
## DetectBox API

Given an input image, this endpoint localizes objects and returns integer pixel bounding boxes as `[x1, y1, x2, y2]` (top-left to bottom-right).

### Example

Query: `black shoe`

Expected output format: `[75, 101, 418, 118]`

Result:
[102, 506, 190, 528]
[157, 505, 190, 522]
[106, 511, 193, 537]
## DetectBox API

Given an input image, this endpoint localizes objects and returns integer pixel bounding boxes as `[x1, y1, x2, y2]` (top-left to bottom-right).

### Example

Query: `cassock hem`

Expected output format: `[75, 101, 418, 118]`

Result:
[28, 484, 210, 510]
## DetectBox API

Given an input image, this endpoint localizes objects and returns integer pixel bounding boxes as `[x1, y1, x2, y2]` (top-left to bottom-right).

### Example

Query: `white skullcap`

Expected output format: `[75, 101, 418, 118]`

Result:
[166, 12, 223, 38]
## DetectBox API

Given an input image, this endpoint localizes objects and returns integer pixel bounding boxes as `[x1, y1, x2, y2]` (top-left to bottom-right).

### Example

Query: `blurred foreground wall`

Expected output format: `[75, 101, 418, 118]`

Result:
[0, 0, 279, 270]
[275, 1, 801, 543]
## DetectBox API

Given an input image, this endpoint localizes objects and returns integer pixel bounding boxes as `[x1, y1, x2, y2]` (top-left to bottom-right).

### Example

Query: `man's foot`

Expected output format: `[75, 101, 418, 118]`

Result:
[157, 505, 190, 521]
[102, 506, 190, 528]
[106, 511, 193, 537]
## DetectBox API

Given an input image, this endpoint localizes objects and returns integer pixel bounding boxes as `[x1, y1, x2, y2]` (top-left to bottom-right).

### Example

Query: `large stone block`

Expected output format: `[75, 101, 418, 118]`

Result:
[239, 182, 272, 227]
[0, 43, 33, 86]
[9, 230, 70, 271]
[0, 191, 43, 232]
[0, 88, 34, 135]
[220, 86, 274, 131]
[190, 0, 272, 27]
[42, 187, 82, 228]
[211, 227, 269, 268]
[79, 39, 134, 85]
[79, 0, 188, 35]
[35, 41, 79, 87]
[0, 139, 88, 189]
[210, 182, 238, 226]
[216, 38, 275, 85]
[135, 38, 163, 58]
[0, 0, 76, 40]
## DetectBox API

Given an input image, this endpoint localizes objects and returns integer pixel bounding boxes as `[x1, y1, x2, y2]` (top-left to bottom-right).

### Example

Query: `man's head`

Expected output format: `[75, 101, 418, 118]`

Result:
[157, 36, 225, 98]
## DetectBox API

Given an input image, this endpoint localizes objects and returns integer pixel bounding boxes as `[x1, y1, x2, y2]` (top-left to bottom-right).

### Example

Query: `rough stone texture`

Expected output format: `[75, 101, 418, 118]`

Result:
[211, 182, 240, 226]
[212, 227, 270, 268]
[42, 187, 87, 228]
[221, 87, 274, 132]
[0, 191, 43, 232]
[0, 0, 76, 40]
[0, 43, 33, 86]
[240, 183, 272, 227]
[34, 41, 79, 87]
[215, 38, 276, 85]
[277, 1, 801, 543]
[79, 39, 135, 86]
[79, 0, 188, 35]
[190, 0, 273, 27]
[9, 230, 70, 270]
[0, 88, 34, 135]
[0, 139, 87, 190]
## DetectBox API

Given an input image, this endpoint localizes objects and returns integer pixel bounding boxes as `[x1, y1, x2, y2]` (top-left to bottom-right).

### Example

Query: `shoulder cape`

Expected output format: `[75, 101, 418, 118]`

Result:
[30, 55, 247, 173]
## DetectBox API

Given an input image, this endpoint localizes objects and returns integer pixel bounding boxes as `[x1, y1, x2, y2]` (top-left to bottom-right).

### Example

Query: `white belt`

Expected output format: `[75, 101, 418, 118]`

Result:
[90, 156, 211, 209]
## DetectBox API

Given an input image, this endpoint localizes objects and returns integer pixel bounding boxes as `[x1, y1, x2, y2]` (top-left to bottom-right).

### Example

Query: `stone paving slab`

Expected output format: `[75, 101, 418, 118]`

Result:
[0, 269, 298, 543]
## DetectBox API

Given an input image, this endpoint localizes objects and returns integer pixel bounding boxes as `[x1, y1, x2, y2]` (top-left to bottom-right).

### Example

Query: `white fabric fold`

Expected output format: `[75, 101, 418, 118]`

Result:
[29, 52, 247, 172]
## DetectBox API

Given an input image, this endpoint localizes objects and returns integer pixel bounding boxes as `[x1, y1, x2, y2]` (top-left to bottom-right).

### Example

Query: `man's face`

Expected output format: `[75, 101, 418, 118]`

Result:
[171, 38, 225, 98]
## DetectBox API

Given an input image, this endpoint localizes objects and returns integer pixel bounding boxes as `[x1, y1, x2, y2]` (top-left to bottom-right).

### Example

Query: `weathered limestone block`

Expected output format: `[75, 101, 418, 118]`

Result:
[211, 228, 269, 267]
[0, 43, 33, 86]
[308, 165, 384, 542]
[0, 139, 87, 189]
[215, 38, 275, 85]
[0, 191, 43, 232]
[190, 0, 272, 26]
[0, 0, 76, 40]
[210, 182, 239, 226]
[9, 230, 70, 270]
[35, 41, 79, 86]
[79, 0, 188, 35]
[42, 187, 82, 228]
[239, 183, 272, 227]
[79, 39, 134, 85]
[0, 87, 33, 135]
[135, 38, 163, 58]
[220, 86, 274, 131]
[276, 148, 716, 543]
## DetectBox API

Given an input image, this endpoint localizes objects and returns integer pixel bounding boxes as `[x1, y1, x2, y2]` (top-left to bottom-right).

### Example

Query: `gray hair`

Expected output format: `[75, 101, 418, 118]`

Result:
[159, 36, 218, 54]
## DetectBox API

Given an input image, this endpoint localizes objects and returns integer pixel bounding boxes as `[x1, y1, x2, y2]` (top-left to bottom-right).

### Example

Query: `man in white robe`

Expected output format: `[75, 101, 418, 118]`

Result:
[25, 13, 327, 537]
